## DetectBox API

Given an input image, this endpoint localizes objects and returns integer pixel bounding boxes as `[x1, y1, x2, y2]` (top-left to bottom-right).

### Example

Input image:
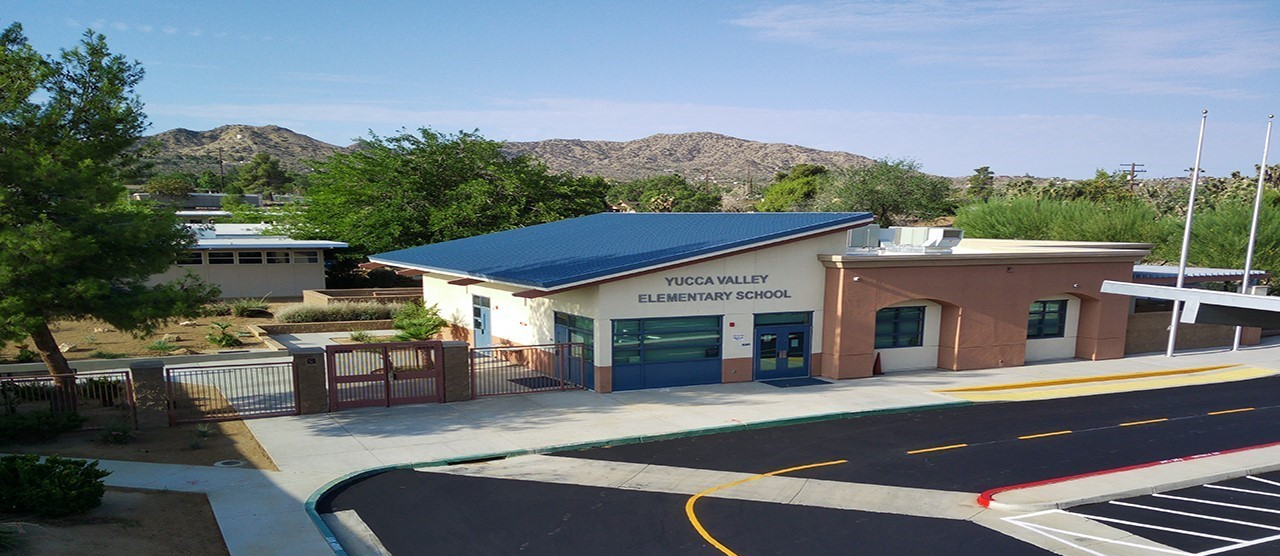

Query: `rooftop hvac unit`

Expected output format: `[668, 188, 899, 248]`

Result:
[881, 227, 964, 254]
[846, 225, 881, 254]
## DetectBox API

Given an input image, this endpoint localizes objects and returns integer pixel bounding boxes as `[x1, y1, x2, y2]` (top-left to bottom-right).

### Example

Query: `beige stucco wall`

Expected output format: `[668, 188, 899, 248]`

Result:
[150, 249, 328, 298]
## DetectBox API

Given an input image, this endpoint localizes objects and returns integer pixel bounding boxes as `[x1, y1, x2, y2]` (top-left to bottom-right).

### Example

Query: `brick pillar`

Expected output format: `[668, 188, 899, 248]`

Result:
[128, 360, 169, 429]
[440, 341, 473, 403]
[292, 347, 329, 414]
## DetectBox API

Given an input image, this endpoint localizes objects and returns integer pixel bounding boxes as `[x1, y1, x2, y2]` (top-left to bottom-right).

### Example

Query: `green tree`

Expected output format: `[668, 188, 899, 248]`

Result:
[954, 197, 1173, 246]
[756, 164, 828, 212]
[234, 152, 293, 198]
[281, 128, 609, 267]
[966, 166, 995, 201]
[607, 174, 721, 212]
[815, 158, 955, 226]
[142, 172, 196, 201]
[0, 24, 219, 382]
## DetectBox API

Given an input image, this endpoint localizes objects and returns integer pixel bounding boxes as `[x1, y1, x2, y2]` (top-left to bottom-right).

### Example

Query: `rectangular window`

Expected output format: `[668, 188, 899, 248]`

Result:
[754, 312, 812, 326]
[207, 251, 235, 265]
[265, 251, 291, 264]
[177, 252, 203, 266]
[237, 251, 263, 265]
[612, 316, 721, 365]
[295, 250, 320, 264]
[874, 306, 925, 349]
[1028, 300, 1068, 339]
[554, 312, 594, 364]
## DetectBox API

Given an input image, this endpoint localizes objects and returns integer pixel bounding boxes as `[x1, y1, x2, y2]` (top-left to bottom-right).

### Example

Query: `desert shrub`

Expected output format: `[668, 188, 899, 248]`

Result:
[205, 322, 243, 348]
[99, 419, 134, 445]
[392, 302, 446, 341]
[0, 411, 86, 444]
[11, 346, 37, 364]
[88, 350, 127, 359]
[145, 338, 176, 353]
[228, 297, 271, 317]
[0, 455, 111, 518]
[202, 301, 232, 316]
[273, 301, 405, 323]
[954, 198, 1173, 246]
[347, 331, 374, 343]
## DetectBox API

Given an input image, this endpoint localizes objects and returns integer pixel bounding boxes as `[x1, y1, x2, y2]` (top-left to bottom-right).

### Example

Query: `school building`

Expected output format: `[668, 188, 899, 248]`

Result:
[366, 212, 1152, 393]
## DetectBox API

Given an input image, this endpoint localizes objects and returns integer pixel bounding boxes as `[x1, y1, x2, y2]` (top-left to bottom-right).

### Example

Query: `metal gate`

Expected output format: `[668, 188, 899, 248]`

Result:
[472, 343, 586, 397]
[166, 362, 299, 424]
[325, 341, 443, 410]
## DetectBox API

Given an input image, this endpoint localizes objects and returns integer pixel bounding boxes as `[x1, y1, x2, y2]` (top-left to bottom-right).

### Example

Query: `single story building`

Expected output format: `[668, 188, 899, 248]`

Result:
[150, 223, 347, 298]
[367, 213, 1151, 393]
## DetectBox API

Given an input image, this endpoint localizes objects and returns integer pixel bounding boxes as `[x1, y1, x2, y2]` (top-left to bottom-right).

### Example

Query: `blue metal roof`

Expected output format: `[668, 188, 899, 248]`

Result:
[370, 212, 873, 290]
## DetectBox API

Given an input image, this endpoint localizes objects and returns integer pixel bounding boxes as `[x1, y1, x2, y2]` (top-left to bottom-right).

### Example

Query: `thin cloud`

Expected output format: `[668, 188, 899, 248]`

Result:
[730, 1, 1280, 99]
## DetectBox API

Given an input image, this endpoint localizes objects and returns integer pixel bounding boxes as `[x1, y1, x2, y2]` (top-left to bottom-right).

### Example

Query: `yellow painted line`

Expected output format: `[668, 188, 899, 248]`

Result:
[1120, 418, 1169, 427]
[943, 367, 1277, 402]
[937, 364, 1238, 393]
[906, 443, 969, 455]
[1018, 430, 1073, 440]
[1208, 407, 1256, 416]
[685, 459, 847, 555]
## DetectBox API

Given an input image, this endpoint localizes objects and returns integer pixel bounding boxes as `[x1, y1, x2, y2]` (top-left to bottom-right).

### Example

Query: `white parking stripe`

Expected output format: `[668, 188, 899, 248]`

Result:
[1109, 500, 1280, 531]
[1070, 513, 1246, 543]
[1004, 513, 1190, 555]
[1204, 484, 1280, 499]
[1245, 476, 1280, 489]
[1152, 493, 1280, 515]
[1199, 532, 1280, 555]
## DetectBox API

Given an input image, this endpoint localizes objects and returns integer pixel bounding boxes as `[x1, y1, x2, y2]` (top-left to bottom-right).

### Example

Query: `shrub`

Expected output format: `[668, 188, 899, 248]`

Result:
[202, 301, 232, 317]
[0, 411, 86, 444]
[88, 350, 127, 359]
[205, 321, 243, 348]
[145, 338, 176, 353]
[0, 455, 111, 518]
[0, 522, 20, 551]
[273, 301, 405, 323]
[228, 297, 271, 318]
[392, 302, 446, 341]
[347, 331, 374, 343]
[99, 419, 134, 445]
[12, 346, 37, 364]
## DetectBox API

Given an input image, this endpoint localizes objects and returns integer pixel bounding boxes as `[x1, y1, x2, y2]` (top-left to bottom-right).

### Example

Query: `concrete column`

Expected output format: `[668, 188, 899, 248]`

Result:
[128, 360, 169, 429]
[291, 347, 329, 414]
[440, 341, 472, 403]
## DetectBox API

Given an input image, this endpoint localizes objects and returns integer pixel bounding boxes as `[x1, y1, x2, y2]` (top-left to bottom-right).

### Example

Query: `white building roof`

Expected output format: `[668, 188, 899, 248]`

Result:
[188, 223, 347, 250]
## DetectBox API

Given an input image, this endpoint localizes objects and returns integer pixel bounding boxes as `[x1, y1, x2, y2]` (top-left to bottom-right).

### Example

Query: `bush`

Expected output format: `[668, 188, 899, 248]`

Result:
[202, 301, 232, 317]
[0, 411, 86, 444]
[954, 198, 1173, 245]
[347, 331, 374, 343]
[274, 301, 406, 323]
[205, 322, 243, 348]
[145, 338, 176, 353]
[0, 455, 111, 518]
[0, 522, 20, 551]
[88, 350, 127, 359]
[392, 302, 446, 341]
[228, 297, 271, 318]
[99, 419, 134, 445]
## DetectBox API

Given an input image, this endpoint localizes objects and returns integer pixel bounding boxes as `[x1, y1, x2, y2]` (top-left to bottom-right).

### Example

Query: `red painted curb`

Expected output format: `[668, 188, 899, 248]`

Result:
[976, 440, 1280, 508]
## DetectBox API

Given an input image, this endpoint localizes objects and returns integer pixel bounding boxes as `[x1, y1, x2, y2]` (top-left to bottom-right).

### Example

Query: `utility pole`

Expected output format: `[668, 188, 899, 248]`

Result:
[218, 147, 226, 191]
[1118, 162, 1145, 191]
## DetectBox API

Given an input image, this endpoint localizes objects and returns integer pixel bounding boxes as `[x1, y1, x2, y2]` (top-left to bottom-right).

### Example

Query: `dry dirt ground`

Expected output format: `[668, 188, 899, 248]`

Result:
[3, 488, 230, 556]
[0, 312, 279, 364]
[4, 420, 279, 554]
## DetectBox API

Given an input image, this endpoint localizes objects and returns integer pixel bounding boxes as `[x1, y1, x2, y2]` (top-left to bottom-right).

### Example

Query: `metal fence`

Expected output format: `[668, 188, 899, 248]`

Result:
[326, 342, 442, 410]
[472, 343, 586, 397]
[0, 370, 135, 429]
[166, 362, 298, 424]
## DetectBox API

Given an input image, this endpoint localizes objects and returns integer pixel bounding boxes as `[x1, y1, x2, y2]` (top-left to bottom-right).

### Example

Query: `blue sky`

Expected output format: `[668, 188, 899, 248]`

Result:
[5, 1, 1278, 178]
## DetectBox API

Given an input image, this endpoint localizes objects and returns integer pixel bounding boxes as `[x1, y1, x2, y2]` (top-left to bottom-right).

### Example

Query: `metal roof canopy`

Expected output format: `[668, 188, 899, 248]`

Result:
[369, 212, 874, 291]
[1132, 264, 1269, 286]
[1101, 281, 1280, 329]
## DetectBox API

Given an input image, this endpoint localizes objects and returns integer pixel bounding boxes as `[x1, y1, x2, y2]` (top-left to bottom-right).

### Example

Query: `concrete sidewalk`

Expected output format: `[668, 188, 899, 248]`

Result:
[96, 341, 1280, 555]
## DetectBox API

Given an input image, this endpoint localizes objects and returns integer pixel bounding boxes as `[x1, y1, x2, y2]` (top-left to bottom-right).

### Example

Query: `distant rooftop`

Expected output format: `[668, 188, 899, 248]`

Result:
[188, 223, 346, 250]
[1133, 264, 1269, 286]
[370, 212, 874, 290]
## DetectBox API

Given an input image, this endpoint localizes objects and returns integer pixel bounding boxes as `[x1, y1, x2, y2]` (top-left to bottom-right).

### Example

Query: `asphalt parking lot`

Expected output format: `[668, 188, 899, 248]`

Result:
[1007, 471, 1280, 556]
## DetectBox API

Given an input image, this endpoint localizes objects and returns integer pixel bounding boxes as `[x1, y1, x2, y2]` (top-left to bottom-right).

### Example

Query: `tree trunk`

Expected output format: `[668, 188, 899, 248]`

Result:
[28, 321, 78, 413]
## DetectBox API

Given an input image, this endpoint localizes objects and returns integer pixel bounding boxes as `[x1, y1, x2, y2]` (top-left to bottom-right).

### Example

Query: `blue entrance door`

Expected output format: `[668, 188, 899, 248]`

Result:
[754, 325, 810, 380]
[472, 295, 491, 348]
[554, 324, 593, 389]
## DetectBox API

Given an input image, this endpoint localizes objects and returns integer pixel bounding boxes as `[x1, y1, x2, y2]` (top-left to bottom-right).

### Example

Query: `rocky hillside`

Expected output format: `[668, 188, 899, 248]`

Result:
[140, 124, 346, 174]
[503, 132, 873, 187]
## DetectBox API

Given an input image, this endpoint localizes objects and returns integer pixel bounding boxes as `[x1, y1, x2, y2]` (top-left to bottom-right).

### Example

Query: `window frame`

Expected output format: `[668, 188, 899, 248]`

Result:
[237, 251, 264, 265]
[1027, 299, 1068, 339]
[265, 251, 291, 264]
[176, 251, 204, 266]
[874, 306, 925, 349]
[207, 251, 235, 265]
[611, 316, 722, 366]
[294, 250, 320, 264]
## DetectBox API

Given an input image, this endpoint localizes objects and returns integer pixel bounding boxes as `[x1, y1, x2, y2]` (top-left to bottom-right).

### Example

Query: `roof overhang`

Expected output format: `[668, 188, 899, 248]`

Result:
[820, 249, 1149, 269]
[369, 216, 873, 294]
[1101, 281, 1280, 328]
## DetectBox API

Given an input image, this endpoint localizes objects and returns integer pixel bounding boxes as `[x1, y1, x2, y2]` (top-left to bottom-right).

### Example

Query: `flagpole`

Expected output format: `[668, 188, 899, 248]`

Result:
[1233, 114, 1274, 351]
[1167, 109, 1209, 357]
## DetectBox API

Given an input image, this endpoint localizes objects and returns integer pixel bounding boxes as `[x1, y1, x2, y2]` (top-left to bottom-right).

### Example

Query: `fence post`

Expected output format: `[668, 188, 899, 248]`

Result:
[292, 347, 329, 414]
[129, 360, 169, 429]
[440, 341, 473, 403]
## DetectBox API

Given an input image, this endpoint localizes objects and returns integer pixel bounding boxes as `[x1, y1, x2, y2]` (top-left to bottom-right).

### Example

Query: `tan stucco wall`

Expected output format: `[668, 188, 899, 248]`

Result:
[821, 258, 1136, 379]
[1125, 311, 1261, 354]
[150, 249, 328, 298]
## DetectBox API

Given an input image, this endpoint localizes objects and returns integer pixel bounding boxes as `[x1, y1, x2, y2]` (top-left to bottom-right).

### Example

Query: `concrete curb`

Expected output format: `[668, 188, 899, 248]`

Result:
[979, 441, 1280, 512]
[304, 400, 973, 555]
